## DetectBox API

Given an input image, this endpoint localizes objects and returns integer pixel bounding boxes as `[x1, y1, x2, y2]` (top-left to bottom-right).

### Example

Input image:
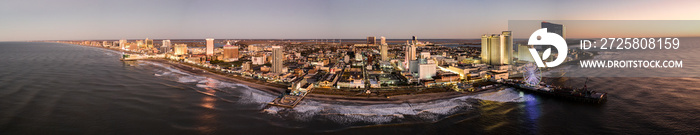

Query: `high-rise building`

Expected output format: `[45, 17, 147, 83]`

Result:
[205, 38, 214, 56]
[136, 40, 144, 48]
[380, 36, 386, 45]
[367, 36, 376, 45]
[119, 39, 126, 50]
[271, 46, 284, 73]
[404, 40, 417, 69]
[223, 45, 239, 61]
[541, 21, 565, 39]
[517, 44, 534, 62]
[380, 36, 388, 61]
[162, 40, 171, 47]
[145, 38, 153, 48]
[173, 44, 188, 55]
[129, 40, 140, 51]
[412, 36, 417, 45]
[161, 40, 171, 53]
[481, 31, 513, 65]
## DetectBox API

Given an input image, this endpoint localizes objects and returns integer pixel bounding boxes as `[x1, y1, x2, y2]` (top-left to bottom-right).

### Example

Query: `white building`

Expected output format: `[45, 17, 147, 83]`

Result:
[380, 36, 386, 45]
[404, 41, 416, 69]
[252, 56, 265, 65]
[119, 39, 126, 50]
[162, 40, 171, 47]
[205, 38, 214, 56]
[420, 52, 431, 59]
[161, 40, 172, 53]
[418, 59, 437, 80]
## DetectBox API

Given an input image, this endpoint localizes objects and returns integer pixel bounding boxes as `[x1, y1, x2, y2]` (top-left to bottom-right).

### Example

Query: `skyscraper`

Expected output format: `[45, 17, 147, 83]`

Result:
[380, 36, 386, 45]
[541, 21, 565, 39]
[380, 36, 388, 61]
[145, 38, 153, 48]
[130, 40, 141, 50]
[161, 40, 171, 53]
[412, 36, 417, 45]
[271, 46, 284, 73]
[404, 40, 416, 69]
[223, 45, 239, 61]
[162, 40, 171, 47]
[205, 38, 214, 56]
[119, 39, 126, 50]
[136, 40, 144, 48]
[367, 36, 376, 45]
[481, 31, 513, 65]
[517, 44, 534, 62]
[173, 44, 188, 55]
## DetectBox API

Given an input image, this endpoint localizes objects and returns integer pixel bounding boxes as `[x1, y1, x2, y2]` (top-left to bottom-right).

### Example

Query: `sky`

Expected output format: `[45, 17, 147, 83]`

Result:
[1, 0, 700, 41]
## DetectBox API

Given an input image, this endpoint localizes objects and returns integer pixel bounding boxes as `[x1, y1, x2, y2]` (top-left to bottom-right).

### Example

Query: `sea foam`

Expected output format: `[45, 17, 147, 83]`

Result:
[140, 61, 531, 124]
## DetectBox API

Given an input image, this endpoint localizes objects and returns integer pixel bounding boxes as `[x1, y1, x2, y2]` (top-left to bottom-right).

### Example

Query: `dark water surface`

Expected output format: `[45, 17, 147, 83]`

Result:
[1, 42, 698, 134]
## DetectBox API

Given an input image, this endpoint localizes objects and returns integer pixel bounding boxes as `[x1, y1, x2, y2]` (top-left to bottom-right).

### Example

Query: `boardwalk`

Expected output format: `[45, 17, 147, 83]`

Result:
[120, 54, 165, 61]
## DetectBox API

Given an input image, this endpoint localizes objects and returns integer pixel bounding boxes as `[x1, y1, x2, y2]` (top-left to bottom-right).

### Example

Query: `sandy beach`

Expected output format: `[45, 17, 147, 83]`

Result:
[144, 59, 288, 95]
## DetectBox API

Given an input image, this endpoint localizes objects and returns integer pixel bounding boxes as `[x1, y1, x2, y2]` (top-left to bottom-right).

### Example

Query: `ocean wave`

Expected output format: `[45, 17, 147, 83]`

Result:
[262, 96, 474, 124]
[100, 49, 122, 56]
[139, 61, 532, 124]
[140, 61, 276, 104]
[261, 88, 531, 124]
[467, 88, 533, 103]
[141, 61, 194, 76]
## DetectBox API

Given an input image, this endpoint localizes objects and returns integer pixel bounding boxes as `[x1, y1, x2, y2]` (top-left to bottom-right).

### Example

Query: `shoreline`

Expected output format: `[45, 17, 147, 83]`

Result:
[65, 42, 494, 105]
[145, 59, 491, 105]
[145, 59, 287, 95]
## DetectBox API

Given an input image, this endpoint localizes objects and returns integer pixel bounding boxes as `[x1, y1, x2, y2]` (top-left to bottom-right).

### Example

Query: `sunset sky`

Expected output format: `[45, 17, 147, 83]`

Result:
[1, 0, 700, 41]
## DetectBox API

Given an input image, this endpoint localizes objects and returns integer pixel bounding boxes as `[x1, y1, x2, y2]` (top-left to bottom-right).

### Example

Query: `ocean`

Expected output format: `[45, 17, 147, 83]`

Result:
[0, 41, 698, 134]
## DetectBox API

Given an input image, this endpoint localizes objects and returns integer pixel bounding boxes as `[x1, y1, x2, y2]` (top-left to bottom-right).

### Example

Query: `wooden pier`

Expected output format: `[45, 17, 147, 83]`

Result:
[267, 95, 304, 108]
[267, 89, 313, 108]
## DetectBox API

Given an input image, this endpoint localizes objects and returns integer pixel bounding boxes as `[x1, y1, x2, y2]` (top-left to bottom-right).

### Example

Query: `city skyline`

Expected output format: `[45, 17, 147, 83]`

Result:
[2, 0, 700, 41]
